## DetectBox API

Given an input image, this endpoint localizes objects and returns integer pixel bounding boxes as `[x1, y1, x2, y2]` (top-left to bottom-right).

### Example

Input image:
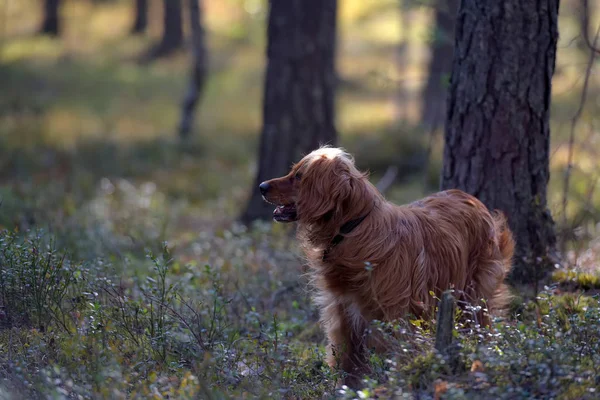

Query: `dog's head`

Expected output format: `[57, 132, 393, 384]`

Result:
[259, 147, 372, 224]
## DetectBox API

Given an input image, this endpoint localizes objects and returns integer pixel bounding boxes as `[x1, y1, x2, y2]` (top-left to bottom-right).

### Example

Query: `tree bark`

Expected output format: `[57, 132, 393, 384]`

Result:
[40, 0, 60, 36]
[441, 0, 559, 284]
[178, 0, 208, 139]
[394, 0, 412, 122]
[131, 0, 148, 34]
[434, 291, 456, 354]
[241, 0, 338, 224]
[578, 0, 596, 52]
[147, 0, 183, 59]
[420, 0, 458, 130]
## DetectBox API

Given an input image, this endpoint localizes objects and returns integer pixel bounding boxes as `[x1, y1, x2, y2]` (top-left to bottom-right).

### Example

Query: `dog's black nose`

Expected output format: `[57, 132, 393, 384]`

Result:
[259, 182, 270, 195]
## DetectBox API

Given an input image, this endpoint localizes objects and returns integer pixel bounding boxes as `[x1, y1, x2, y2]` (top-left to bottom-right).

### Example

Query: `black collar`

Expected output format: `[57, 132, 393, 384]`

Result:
[322, 210, 372, 261]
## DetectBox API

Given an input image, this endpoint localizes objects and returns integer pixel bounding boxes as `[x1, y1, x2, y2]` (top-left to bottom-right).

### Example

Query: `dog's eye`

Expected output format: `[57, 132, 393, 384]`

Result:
[295, 172, 302, 180]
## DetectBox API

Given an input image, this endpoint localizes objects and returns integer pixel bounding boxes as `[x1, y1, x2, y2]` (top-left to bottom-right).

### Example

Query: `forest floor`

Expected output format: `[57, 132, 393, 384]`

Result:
[1, 0, 600, 398]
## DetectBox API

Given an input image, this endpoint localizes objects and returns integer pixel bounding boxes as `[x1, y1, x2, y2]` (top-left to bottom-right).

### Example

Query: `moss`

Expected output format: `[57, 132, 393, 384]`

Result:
[553, 269, 600, 289]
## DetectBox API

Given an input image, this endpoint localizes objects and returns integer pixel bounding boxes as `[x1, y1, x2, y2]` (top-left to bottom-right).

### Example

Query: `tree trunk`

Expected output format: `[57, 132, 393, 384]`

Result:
[40, 0, 60, 36]
[241, 0, 338, 224]
[441, 0, 559, 284]
[147, 0, 183, 58]
[131, 0, 148, 34]
[394, 0, 412, 122]
[420, 0, 458, 130]
[577, 0, 594, 51]
[178, 0, 208, 139]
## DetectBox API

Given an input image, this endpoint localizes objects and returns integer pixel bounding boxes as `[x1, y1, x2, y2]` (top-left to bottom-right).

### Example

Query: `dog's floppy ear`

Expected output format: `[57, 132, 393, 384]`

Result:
[297, 155, 352, 223]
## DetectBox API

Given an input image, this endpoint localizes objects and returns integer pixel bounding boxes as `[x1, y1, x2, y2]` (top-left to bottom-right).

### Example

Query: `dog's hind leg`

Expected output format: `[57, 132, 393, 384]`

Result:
[323, 302, 370, 389]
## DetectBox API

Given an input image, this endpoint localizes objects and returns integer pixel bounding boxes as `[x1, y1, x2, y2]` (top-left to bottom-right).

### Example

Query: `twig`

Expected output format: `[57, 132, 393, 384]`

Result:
[147, 292, 210, 351]
[170, 295, 209, 351]
[560, 23, 599, 253]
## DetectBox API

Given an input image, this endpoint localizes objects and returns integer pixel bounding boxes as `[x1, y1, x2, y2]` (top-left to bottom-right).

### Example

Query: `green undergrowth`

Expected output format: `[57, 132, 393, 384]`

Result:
[1, 171, 600, 399]
[0, 226, 337, 399]
[1, 215, 600, 398]
[553, 269, 600, 290]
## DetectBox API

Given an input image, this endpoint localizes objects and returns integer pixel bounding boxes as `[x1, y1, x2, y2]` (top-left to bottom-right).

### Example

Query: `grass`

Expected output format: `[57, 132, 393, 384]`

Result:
[0, 0, 600, 398]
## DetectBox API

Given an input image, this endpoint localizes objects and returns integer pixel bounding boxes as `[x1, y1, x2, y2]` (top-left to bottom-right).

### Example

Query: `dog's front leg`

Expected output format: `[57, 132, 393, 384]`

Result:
[325, 303, 370, 389]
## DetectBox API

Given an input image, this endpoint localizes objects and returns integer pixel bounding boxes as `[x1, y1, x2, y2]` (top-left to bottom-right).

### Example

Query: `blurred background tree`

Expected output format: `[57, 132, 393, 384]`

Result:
[131, 0, 148, 34]
[147, 0, 184, 59]
[419, 0, 457, 131]
[241, 0, 338, 223]
[394, 0, 413, 122]
[178, 0, 207, 139]
[40, 0, 61, 36]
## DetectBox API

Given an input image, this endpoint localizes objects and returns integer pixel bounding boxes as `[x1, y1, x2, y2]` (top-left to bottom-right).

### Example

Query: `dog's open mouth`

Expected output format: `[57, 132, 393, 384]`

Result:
[273, 204, 297, 223]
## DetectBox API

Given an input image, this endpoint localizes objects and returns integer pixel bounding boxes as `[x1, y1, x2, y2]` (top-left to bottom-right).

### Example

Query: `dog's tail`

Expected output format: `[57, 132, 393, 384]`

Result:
[493, 211, 515, 274]
[488, 211, 515, 315]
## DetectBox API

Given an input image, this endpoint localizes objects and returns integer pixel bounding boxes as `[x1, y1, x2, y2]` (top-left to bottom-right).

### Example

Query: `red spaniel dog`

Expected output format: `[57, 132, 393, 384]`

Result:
[259, 147, 513, 387]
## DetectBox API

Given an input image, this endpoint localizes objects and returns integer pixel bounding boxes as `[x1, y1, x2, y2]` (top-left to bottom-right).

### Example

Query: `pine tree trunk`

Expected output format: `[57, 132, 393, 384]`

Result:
[131, 0, 148, 34]
[241, 0, 338, 224]
[40, 0, 60, 36]
[178, 0, 208, 139]
[420, 0, 458, 130]
[441, 0, 559, 283]
[147, 0, 183, 58]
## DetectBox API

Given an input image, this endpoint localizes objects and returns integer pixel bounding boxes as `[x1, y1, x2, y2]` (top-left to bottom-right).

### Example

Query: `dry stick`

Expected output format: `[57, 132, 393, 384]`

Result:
[434, 291, 460, 372]
[560, 24, 600, 254]
[434, 291, 456, 354]
[155, 293, 210, 351]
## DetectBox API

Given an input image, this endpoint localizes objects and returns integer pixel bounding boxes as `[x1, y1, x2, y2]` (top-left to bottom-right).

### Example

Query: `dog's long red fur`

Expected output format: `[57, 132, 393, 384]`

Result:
[261, 147, 514, 387]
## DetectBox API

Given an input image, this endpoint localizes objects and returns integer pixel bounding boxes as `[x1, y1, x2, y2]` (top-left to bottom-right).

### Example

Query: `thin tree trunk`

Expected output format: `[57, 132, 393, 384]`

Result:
[420, 0, 458, 130]
[146, 0, 183, 59]
[441, 0, 559, 284]
[578, 0, 596, 52]
[394, 0, 411, 122]
[40, 0, 60, 36]
[241, 0, 338, 224]
[178, 0, 208, 139]
[131, 0, 148, 34]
